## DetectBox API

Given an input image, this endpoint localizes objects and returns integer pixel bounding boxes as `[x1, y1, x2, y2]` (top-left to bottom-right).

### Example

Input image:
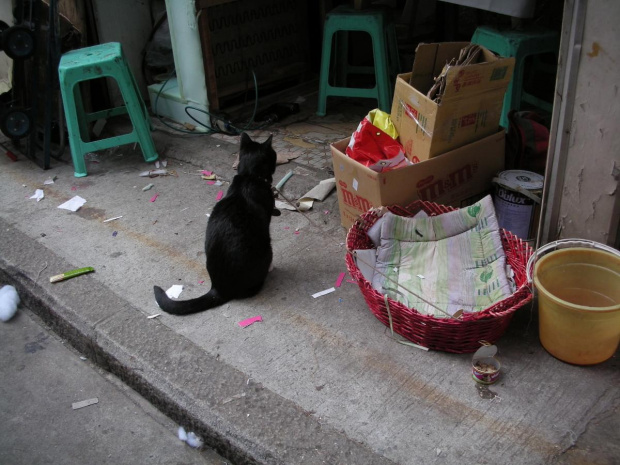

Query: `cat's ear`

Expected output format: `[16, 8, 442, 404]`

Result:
[240, 132, 252, 149]
[263, 134, 273, 148]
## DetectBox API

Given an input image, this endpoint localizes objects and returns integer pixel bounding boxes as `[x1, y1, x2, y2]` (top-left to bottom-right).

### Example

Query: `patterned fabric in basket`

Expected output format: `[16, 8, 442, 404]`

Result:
[372, 195, 514, 318]
[345, 199, 534, 353]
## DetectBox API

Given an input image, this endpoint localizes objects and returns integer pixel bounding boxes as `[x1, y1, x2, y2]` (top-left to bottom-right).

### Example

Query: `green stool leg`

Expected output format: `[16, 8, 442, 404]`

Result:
[317, 26, 335, 116]
[61, 81, 89, 177]
[335, 30, 349, 87]
[386, 21, 400, 83]
[73, 83, 90, 143]
[371, 23, 392, 113]
[117, 60, 158, 163]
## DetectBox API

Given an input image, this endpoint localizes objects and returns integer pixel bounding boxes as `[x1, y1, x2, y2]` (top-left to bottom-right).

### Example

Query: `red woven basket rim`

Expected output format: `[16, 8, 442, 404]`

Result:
[345, 199, 534, 349]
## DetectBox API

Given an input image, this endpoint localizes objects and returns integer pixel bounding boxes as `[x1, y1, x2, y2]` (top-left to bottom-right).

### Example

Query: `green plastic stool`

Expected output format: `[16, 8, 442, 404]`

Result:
[471, 26, 559, 128]
[58, 42, 158, 177]
[317, 5, 399, 116]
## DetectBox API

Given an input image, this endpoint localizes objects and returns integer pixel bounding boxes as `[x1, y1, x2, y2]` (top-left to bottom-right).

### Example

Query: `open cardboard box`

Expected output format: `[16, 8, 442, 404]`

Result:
[331, 130, 506, 229]
[391, 42, 514, 162]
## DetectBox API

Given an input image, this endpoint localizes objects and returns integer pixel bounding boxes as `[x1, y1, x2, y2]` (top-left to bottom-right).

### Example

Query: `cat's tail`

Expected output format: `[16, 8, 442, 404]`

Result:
[153, 286, 229, 315]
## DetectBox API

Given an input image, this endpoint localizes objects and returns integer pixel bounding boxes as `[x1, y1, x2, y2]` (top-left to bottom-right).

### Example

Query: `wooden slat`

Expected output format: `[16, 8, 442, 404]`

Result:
[196, 0, 220, 111]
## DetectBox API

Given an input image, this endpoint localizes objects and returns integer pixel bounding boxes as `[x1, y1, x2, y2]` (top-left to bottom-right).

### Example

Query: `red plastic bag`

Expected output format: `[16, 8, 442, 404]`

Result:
[346, 118, 409, 172]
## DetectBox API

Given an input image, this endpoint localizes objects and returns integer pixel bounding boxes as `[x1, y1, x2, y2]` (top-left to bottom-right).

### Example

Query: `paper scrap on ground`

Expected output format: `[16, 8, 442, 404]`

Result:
[0, 285, 20, 322]
[277, 151, 301, 165]
[238, 315, 262, 328]
[222, 393, 246, 404]
[275, 200, 297, 211]
[72, 398, 98, 410]
[30, 189, 44, 202]
[44, 177, 56, 185]
[58, 196, 86, 212]
[201, 170, 213, 176]
[186, 431, 203, 448]
[139, 169, 170, 177]
[165, 285, 183, 299]
[178, 427, 203, 448]
[103, 216, 122, 223]
[298, 178, 336, 212]
[147, 313, 160, 319]
[334, 272, 346, 288]
[150, 193, 159, 202]
[312, 287, 335, 298]
[216, 191, 224, 201]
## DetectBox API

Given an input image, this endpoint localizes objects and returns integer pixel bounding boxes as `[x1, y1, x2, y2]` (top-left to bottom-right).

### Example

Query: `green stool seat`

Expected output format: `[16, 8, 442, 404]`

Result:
[317, 5, 399, 116]
[58, 42, 158, 177]
[471, 26, 559, 128]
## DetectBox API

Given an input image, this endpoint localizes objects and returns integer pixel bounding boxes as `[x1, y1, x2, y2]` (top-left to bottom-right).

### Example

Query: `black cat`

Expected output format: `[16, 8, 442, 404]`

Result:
[153, 133, 280, 315]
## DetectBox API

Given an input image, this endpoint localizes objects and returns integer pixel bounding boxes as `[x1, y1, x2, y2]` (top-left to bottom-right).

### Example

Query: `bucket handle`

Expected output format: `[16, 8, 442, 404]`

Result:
[492, 177, 542, 203]
[526, 238, 620, 283]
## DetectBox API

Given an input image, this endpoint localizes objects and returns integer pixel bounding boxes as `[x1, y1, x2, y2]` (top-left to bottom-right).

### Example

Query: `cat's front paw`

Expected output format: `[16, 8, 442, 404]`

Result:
[272, 208, 281, 216]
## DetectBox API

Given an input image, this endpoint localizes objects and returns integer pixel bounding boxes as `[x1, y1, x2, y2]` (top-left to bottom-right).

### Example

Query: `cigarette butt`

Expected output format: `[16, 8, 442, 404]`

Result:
[50, 267, 95, 283]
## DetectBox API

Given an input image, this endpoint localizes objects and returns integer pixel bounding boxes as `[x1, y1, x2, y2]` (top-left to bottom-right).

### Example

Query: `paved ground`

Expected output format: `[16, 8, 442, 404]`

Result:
[0, 90, 618, 465]
[0, 305, 226, 465]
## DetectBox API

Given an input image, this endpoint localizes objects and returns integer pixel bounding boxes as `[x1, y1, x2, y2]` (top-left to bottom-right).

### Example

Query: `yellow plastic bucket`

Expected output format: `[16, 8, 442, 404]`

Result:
[533, 245, 620, 365]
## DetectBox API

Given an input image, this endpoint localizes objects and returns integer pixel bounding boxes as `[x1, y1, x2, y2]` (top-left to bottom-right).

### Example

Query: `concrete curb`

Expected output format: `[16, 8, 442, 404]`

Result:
[0, 217, 395, 465]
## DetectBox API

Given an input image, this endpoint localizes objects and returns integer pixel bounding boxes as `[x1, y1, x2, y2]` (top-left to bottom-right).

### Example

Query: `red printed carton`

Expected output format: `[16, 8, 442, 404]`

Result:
[331, 130, 505, 229]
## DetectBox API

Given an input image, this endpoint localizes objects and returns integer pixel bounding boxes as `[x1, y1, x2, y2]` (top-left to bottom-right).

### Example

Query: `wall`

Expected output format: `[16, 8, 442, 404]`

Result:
[92, 0, 153, 104]
[540, 0, 620, 246]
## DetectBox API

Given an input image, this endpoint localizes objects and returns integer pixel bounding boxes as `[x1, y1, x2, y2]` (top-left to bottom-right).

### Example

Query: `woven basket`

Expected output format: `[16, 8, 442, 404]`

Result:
[345, 200, 534, 353]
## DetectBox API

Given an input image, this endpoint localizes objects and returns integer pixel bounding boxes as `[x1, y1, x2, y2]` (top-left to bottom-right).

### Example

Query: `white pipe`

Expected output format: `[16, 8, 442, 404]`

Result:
[165, 0, 208, 107]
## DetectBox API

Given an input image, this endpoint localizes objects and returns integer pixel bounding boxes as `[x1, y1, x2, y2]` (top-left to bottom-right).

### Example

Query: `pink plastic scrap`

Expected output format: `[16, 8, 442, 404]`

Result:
[201, 170, 213, 176]
[238, 315, 262, 328]
[216, 191, 224, 201]
[150, 193, 159, 202]
[334, 272, 346, 288]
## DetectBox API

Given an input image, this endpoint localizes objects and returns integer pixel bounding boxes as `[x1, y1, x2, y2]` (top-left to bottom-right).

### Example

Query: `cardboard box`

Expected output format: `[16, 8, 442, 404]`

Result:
[391, 42, 514, 162]
[331, 130, 506, 229]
